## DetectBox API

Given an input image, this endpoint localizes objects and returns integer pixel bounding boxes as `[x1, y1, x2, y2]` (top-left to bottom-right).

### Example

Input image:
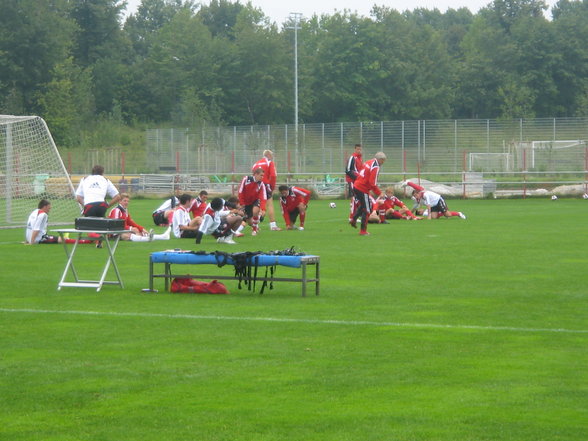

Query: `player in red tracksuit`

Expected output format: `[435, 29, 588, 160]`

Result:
[351, 152, 387, 235]
[238, 168, 267, 235]
[189, 190, 208, 218]
[109, 193, 171, 242]
[109, 193, 146, 236]
[278, 185, 311, 230]
[345, 143, 363, 221]
[252, 149, 281, 230]
[372, 187, 421, 222]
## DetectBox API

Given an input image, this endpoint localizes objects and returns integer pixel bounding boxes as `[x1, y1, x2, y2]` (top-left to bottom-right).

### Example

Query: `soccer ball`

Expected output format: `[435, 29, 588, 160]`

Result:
[583, 193, 588, 199]
[551, 195, 558, 200]
[329, 202, 337, 208]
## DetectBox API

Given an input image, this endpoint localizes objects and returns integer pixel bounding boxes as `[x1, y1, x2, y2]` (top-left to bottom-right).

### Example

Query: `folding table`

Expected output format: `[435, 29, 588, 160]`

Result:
[53, 228, 128, 292]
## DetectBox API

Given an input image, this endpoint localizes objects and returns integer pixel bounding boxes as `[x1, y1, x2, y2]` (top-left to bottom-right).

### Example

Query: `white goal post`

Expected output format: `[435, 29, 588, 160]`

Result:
[0, 115, 80, 229]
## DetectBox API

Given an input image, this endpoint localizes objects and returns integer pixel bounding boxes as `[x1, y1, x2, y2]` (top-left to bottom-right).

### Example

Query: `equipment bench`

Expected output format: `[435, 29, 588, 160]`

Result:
[149, 251, 320, 296]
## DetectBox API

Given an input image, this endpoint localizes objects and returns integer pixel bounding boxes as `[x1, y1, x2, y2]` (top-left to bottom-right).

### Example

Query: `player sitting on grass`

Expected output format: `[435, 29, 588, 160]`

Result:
[152, 195, 179, 226]
[195, 197, 243, 245]
[25, 199, 93, 245]
[172, 194, 202, 238]
[278, 185, 311, 230]
[109, 193, 170, 242]
[374, 187, 422, 222]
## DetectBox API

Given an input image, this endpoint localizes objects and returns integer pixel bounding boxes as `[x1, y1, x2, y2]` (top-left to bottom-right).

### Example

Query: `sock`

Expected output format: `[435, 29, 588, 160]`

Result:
[236, 224, 244, 233]
[300, 212, 306, 227]
[447, 211, 459, 217]
[130, 234, 150, 242]
[65, 239, 93, 244]
[153, 231, 170, 240]
[405, 209, 417, 219]
[379, 210, 386, 223]
[252, 216, 259, 231]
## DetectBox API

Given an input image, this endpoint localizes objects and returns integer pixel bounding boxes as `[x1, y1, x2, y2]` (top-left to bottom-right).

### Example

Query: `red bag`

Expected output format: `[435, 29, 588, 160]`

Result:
[171, 278, 229, 294]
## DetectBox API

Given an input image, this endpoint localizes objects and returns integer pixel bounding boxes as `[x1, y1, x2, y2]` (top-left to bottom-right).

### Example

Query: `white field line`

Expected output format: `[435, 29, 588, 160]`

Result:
[0, 307, 587, 334]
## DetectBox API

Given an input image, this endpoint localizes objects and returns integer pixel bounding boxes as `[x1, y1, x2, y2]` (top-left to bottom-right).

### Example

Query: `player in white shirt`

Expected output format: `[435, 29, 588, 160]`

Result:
[406, 181, 466, 220]
[152, 195, 180, 226]
[25, 199, 57, 244]
[195, 198, 243, 244]
[75, 165, 120, 217]
[171, 194, 202, 238]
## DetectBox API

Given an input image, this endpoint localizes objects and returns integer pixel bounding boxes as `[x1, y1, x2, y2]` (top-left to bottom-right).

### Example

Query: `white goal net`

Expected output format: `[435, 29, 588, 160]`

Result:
[0, 115, 80, 229]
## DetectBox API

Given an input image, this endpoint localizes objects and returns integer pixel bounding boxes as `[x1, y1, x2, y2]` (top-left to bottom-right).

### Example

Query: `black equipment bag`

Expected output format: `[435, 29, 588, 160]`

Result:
[75, 217, 125, 231]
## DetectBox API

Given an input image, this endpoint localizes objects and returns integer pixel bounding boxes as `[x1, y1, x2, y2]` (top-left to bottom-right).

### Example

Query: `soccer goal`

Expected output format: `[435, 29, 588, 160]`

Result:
[0, 115, 80, 229]
[468, 152, 513, 172]
[513, 140, 587, 170]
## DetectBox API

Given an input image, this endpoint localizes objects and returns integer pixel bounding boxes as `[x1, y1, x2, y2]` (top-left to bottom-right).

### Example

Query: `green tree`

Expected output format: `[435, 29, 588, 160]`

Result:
[124, 0, 195, 57]
[0, 0, 75, 114]
[36, 57, 94, 146]
[551, 0, 588, 116]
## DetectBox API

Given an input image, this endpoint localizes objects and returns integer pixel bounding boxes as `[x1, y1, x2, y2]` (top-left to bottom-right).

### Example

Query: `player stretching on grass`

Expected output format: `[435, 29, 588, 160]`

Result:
[278, 185, 311, 230]
[406, 181, 466, 220]
[351, 151, 386, 236]
[374, 187, 422, 222]
[195, 198, 243, 245]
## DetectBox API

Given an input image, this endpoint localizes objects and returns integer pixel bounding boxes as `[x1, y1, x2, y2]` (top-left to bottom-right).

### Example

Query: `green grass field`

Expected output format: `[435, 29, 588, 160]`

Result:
[1, 198, 586, 440]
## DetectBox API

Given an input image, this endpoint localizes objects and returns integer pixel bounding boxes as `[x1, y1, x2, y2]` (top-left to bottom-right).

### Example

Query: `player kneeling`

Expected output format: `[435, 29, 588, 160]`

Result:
[195, 197, 243, 245]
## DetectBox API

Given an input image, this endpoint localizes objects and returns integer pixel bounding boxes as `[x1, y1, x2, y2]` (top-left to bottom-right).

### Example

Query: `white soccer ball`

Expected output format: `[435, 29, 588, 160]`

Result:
[551, 195, 558, 200]
[329, 202, 337, 208]
[583, 193, 588, 200]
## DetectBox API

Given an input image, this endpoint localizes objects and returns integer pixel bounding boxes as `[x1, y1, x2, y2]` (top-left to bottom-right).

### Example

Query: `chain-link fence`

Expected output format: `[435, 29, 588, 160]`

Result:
[119, 118, 588, 197]
[146, 118, 588, 176]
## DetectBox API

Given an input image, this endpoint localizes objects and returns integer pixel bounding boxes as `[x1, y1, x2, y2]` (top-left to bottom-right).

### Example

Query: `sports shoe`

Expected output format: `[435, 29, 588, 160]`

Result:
[359, 230, 370, 236]
[216, 236, 226, 243]
[459, 212, 467, 219]
[233, 231, 244, 237]
[148, 229, 155, 241]
[95, 240, 103, 248]
[224, 237, 237, 244]
[298, 226, 304, 231]
[380, 220, 390, 224]
[349, 219, 357, 228]
[270, 226, 282, 231]
[251, 229, 258, 236]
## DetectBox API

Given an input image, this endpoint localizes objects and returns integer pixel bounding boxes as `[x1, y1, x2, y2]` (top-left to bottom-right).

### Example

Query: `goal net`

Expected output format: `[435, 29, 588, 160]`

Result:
[468, 152, 513, 172]
[0, 115, 80, 229]
[513, 140, 586, 170]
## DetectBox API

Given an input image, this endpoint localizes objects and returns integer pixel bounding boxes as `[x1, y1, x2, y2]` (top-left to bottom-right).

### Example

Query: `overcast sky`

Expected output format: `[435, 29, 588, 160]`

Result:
[123, 0, 557, 24]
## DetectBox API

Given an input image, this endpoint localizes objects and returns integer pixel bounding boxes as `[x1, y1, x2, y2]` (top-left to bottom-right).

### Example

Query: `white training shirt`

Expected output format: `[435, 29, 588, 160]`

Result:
[421, 190, 443, 207]
[75, 175, 119, 205]
[25, 209, 48, 243]
[153, 197, 179, 214]
[198, 205, 231, 236]
[172, 206, 191, 238]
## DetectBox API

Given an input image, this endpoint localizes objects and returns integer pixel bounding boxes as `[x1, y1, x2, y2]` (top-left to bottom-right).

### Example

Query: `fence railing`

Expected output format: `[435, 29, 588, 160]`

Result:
[55, 171, 588, 199]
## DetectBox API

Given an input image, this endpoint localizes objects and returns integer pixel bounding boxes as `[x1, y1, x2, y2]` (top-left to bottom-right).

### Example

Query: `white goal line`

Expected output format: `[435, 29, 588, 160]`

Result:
[1, 308, 586, 334]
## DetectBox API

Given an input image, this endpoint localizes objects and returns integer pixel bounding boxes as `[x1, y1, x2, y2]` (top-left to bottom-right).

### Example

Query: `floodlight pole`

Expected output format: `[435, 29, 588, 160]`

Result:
[288, 13, 302, 149]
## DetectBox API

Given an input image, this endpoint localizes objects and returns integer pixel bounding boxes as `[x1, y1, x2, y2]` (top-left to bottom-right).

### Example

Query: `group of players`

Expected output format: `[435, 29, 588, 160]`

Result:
[25, 152, 311, 245]
[25, 145, 465, 244]
[345, 143, 466, 235]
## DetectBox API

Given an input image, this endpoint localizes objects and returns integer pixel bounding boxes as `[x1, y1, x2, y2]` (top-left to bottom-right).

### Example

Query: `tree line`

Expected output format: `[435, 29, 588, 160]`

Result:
[1, 0, 587, 147]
